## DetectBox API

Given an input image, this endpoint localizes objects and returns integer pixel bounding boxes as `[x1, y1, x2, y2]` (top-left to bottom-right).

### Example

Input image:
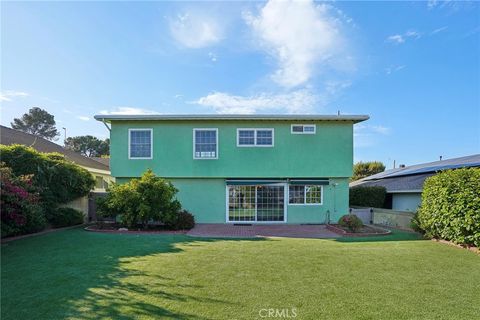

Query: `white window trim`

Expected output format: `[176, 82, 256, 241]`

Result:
[287, 185, 323, 206]
[128, 128, 153, 159]
[236, 128, 274, 147]
[193, 128, 219, 160]
[291, 124, 316, 134]
[225, 183, 287, 223]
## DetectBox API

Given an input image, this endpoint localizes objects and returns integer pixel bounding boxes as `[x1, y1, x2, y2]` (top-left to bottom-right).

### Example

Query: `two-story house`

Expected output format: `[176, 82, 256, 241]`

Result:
[94, 114, 368, 224]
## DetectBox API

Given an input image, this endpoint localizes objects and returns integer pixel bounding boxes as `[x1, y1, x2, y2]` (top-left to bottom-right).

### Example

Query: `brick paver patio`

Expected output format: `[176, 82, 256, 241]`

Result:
[187, 224, 340, 239]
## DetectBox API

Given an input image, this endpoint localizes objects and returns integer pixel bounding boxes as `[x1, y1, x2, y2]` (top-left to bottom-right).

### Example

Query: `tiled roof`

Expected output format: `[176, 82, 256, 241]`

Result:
[0, 125, 110, 172]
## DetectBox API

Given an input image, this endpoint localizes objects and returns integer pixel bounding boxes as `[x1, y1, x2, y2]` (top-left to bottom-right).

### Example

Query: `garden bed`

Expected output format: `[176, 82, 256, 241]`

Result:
[84, 224, 188, 235]
[326, 224, 391, 237]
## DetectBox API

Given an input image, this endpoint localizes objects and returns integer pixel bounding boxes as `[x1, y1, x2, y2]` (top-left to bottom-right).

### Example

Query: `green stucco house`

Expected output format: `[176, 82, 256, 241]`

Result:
[94, 114, 368, 224]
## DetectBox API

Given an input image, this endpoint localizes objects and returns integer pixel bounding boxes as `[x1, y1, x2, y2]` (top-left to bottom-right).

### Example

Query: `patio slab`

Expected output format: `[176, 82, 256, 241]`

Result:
[187, 223, 340, 239]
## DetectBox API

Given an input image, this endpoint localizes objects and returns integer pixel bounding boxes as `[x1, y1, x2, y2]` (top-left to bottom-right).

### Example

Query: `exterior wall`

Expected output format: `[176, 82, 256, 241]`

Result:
[391, 193, 421, 212]
[110, 120, 354, 179]
[60, 196, 89, 221]
[372, 208, 415, 231]
[116, 177, 349, 224]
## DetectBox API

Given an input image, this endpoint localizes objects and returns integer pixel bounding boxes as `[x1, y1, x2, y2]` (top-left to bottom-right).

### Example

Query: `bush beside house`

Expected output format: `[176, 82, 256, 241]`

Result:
[349, 186, 387, 208]
[418, 168, 480, 247]
[97, 169, 195, 230]
[0, 145, 94, 237]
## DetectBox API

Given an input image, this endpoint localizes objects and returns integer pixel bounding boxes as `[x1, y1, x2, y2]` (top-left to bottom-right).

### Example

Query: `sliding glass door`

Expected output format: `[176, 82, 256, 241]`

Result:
[227, 184, 285, 222]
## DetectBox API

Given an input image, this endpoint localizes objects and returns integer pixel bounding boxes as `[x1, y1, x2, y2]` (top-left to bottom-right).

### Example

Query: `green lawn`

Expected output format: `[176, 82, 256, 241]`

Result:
[1, 228, 479, 320]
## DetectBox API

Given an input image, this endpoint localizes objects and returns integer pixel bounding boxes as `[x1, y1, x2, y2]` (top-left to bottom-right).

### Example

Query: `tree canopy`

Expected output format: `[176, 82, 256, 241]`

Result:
[11, 107, 59, 140]
[65, 136, 109, 157]
[351, 161, 386, 181]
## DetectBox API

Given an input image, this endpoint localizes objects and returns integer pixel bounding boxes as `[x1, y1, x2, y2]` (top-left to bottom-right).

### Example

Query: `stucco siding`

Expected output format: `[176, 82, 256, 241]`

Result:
[116, 177, 349, 224]
[110, 120, 353, 179]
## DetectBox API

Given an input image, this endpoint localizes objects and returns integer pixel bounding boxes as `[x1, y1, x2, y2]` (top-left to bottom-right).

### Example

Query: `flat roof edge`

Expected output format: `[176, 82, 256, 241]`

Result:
[94, 114, 370, 123]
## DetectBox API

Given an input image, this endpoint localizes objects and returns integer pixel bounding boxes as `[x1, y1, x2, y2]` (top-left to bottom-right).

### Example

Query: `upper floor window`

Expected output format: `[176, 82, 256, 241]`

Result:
[237, 129, 274, 147]
[288, 185, 322, 205]
[291, 124, 316, 134]
[194, 128, 218, 159]
[129, 129, 152, 159]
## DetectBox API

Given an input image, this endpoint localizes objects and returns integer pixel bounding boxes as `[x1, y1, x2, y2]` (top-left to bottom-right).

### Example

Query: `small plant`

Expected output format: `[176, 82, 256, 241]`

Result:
[338, 214, 363, 232]
[169, 210, 195, 230]
[49, 208, 85, 228]
[99, 169, 181, 229]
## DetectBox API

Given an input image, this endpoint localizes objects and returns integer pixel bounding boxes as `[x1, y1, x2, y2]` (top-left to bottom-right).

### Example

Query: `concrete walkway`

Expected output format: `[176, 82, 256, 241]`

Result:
[187, 224, 340, 239]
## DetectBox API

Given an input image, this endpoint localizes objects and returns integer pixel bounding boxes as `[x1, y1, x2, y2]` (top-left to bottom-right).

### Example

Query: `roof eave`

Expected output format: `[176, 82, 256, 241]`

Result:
[94, 114, 369, 124]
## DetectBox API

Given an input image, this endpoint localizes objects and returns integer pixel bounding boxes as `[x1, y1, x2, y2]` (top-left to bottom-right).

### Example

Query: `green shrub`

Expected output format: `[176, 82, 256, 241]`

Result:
[338, 214, 363, 232]
[349, 186, 387, 208]
[0, 163, 47, 238]
[0, 145, 95, 208]
[168, 210, 195, 230]
[48, 208, 85, 228]
[100, 169, 181, 229]
[418, 168, 480, 247]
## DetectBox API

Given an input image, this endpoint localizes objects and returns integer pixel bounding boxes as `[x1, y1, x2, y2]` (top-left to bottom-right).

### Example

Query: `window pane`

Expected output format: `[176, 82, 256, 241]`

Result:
[130, 130, 151, 158]
[195, 129, 217, 158]
[292, 125, 303, 133]
[238, 130, 255, 145]
[306, 185, 322, 204]
[304, 125, 315, 133]
[289, 185, 305, 204]
[256, 130, 273, 145]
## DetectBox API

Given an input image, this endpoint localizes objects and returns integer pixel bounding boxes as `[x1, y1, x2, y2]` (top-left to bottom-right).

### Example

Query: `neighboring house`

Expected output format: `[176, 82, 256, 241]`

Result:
[95, 114, 368, 224]
[0, 125, 113, 192]
[350, 154, 480, 212]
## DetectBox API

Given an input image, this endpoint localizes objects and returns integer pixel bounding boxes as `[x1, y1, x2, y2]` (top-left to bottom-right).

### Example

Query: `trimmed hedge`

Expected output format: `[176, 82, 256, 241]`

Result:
[0, 145, 95, 208]
[418, 168, 480, 247]
[49, 208, 85, 228]
[349, 186, 387, 208]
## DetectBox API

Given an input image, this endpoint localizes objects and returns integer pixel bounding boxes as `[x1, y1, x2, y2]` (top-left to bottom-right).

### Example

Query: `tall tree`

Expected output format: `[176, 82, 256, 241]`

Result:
[351, 161, 386, 181]
[65, 136, 109, 157]
[11, 107, 59, 140]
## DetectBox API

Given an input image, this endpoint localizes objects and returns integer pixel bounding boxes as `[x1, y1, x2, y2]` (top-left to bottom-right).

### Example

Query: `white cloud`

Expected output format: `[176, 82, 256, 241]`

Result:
[386, 30, 421, 45]
[169, 11, 223, 48]
[195, 89, 319, 114]
[99, 107, 157, 115]
[354, 124, 391, 147]
[208, 52, 218, 62]
[431, 26, 448, 35]
[77, 116, 90, 121]
[244, 0, 347, 88]
[0, 90, 29, 101]
[385, 65, 406, 75]
[387, 35, 405, 44]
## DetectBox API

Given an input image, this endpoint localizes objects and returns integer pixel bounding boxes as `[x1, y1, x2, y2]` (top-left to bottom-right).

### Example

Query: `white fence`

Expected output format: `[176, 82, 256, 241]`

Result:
[350, 207, 415, 231]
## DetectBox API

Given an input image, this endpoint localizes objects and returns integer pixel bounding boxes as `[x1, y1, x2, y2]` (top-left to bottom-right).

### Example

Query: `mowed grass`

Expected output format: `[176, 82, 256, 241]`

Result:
[1, 228, 479, 320]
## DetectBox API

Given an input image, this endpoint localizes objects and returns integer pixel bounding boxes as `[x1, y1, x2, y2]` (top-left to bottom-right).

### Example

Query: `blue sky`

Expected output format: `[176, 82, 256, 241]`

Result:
[1, 0, 479, 167]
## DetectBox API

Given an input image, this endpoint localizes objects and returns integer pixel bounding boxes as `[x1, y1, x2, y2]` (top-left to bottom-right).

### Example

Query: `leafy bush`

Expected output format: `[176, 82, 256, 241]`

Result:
[418, 168, 480, 247]
[49, 208, 85, 228]
[0, 145, 95, 208]
[99, 169, 181, 228]
[349, 186, 387, 208]
[168, 210, 195, 230]
[0, 163, 47, 237]
[338, 214, 363, 232]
